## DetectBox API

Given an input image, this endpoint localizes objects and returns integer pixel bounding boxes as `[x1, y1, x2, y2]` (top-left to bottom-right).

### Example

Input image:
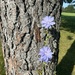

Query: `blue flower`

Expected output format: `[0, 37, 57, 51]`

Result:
[41, 16, 55, 29]
[39, 46, 53, 62]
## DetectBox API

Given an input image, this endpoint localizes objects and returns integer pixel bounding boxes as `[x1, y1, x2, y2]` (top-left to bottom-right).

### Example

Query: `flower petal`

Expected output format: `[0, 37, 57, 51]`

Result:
[49, 22, 55, 25]
[41, 16, 55, 29]
[49, 17, 54, 22]
[39, 46, 53, 62]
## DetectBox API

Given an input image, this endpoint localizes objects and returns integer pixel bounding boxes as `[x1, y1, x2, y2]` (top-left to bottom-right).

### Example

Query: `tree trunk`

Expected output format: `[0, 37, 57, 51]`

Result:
[0, 0, 61, 75]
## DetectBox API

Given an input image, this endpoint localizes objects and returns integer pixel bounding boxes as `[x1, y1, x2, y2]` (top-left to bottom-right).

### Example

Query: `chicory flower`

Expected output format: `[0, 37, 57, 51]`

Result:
[41, 16, 55, 29]
[39, 46, 53, 62]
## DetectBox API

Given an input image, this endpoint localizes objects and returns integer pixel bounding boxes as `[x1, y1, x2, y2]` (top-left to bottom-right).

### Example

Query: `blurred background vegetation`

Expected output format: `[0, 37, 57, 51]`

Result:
[57, 12, 75, 75]
[62, 5, 75, 13]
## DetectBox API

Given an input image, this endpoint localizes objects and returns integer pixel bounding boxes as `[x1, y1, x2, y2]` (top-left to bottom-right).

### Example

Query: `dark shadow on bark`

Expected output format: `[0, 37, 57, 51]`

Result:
[61, 15, 75, 33]
[57, 40, 75, 75]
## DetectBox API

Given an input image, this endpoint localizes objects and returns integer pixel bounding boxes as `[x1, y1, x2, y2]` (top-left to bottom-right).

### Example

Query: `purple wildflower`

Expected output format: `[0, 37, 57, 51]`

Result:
[41, 16, 55, 29]
[39, 46, 53, 62]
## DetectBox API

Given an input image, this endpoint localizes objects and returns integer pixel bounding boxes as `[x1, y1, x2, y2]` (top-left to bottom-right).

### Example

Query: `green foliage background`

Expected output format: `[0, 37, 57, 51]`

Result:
[57, 12, 75, 75]
[63, 5, 75, 13]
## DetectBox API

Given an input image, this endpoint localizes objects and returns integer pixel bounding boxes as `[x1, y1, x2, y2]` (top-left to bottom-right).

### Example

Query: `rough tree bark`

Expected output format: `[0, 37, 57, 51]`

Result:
[0, 0, 61, 75]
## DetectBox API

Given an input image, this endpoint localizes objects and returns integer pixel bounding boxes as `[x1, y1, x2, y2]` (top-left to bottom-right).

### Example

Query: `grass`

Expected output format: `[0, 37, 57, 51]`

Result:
[0, 12, 75, 75]
[62, 12, 75, 16]
[61, 12, 75, 33]
[57, 12, 75, 75]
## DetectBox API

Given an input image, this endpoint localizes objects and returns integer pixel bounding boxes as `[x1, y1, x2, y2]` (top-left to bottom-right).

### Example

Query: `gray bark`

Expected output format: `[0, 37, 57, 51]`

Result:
[0, 0, 61, 75]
